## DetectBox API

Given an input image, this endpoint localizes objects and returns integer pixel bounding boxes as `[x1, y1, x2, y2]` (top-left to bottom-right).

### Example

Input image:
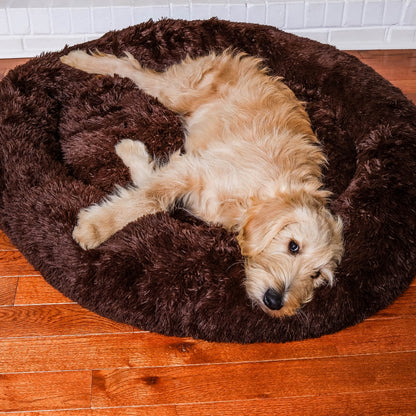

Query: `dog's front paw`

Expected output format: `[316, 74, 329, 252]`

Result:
[72, 207, 111, 250]
[115, 139, 154, 187]
[115, 139, 150, 164]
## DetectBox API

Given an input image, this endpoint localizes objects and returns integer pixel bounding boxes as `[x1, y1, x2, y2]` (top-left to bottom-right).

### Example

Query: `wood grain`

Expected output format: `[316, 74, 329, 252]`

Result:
[14, 275, 74, 305]
[368, 285, 416, 318]
[0, 304, 133, 338]
[0, 50, 415, 414]
[0, 230, 17, 251]
[0, 276, 18, 306]
[10, 406, 176, 416]
[351, 50, 416, 102]
[0, 371, 91, 412]
[176, 389, 416, 416]
[91, 352, 416, 407]
[0, 58, 28, 79]
[0, 316, 415, 373]
[0, 250, 41, 277]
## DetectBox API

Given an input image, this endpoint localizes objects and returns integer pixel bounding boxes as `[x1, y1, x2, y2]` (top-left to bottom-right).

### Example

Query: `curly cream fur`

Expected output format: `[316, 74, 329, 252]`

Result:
[60, 49, 344, 317]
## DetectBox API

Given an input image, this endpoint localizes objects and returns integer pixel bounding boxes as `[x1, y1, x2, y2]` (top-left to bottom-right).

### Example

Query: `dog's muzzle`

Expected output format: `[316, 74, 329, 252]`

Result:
[263, 288, 283, 310]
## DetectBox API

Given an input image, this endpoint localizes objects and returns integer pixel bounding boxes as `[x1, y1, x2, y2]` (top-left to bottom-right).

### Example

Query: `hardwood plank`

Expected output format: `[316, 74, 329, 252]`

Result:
[10, 406, 176, 416]
[0, 251, 40, 277]
[357, 49, 416, 64]
[390, 79, 416, 103]
[345, 50, 362, 59]
[358, 49, 416, 58]
[348, 50, 416, 103]
[0, 230, 17, 251]
[176, 388, 416, 416]
[0, 316, 415, 373]
[0, 304, 133, 338]
[357, 49, 416, 80]
[392, 79, 416, 93]
[358, 59, 416, 82]
[0, 276, 18, 306]
[91, 352, 416, 407]
[403, 92, 416, 104]
[14, 275, 74, 305]
[0, 58, 29, 79]
[333, 315, 416, 354]
[0, 370, 91, 413]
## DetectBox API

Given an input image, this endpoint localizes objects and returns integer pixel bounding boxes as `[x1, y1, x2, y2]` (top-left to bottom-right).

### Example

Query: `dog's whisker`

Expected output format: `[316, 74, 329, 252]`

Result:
[293, 308, 309, 326]
[226, 260, 245, 273]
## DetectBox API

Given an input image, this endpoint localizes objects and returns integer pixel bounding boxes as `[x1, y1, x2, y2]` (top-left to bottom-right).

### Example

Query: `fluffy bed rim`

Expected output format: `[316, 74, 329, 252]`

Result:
[0, 18, 415, 343]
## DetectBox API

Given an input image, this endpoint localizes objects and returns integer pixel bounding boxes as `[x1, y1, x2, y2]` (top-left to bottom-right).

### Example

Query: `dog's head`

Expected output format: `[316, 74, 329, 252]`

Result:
[238, 193, 344, 317]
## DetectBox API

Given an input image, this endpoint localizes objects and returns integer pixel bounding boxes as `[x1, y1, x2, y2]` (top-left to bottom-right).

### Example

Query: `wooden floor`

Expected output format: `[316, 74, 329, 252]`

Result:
[0, 50, 415, 415]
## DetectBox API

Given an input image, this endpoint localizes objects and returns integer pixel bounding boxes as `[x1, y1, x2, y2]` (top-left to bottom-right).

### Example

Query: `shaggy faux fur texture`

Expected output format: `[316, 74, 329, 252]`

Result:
[0, 19, 415, 343]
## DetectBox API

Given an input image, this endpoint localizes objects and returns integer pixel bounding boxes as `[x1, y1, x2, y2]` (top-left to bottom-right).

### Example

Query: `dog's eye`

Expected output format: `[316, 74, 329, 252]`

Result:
[311, 270, 320, 279]
[288, 240, 299, 255]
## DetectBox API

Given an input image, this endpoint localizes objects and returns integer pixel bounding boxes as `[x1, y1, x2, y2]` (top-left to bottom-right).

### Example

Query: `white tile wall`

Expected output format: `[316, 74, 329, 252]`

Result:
[0, 0, 415, 58]
[71, 8, 92, 34]
[0, 8, 9, 35]
[384, 0, 403, 24]
[7, 8, 30, 35]
[403, 0, 416, 24]
[247, 0, 266, 24]
[51, 8, 72, 34]
[325, 1, 345, 26]
[343, 0, 364, 26]
[286, 2, 305, 29]
[29, 7, 50, 35]
[363, 0, 382, 25]
[267, 2, 286, 26]
[306, 2, 326, 28]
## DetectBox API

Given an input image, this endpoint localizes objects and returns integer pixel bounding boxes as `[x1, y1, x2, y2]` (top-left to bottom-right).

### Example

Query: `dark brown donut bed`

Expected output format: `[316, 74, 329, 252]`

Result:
[1, 19, 416, 343]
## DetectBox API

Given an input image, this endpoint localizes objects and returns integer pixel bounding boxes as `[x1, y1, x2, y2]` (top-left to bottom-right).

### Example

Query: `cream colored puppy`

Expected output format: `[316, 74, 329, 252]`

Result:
[61, 49, 344, 317]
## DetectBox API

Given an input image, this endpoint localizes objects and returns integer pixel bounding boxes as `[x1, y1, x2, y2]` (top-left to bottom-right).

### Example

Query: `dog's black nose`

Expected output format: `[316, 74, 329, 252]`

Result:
[263, 288, 283, 310]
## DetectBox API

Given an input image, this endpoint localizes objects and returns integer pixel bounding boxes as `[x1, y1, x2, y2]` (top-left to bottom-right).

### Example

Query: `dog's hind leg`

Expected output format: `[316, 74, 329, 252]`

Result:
[60, 49, 229, 114]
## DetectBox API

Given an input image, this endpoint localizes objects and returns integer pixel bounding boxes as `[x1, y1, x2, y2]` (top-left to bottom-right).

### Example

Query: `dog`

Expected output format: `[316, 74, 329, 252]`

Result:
[60, 49, 344, 317]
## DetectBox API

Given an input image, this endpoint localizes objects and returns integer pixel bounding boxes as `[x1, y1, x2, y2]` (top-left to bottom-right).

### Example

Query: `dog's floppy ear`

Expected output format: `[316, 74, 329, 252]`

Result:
[238, 199, 294, 257]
